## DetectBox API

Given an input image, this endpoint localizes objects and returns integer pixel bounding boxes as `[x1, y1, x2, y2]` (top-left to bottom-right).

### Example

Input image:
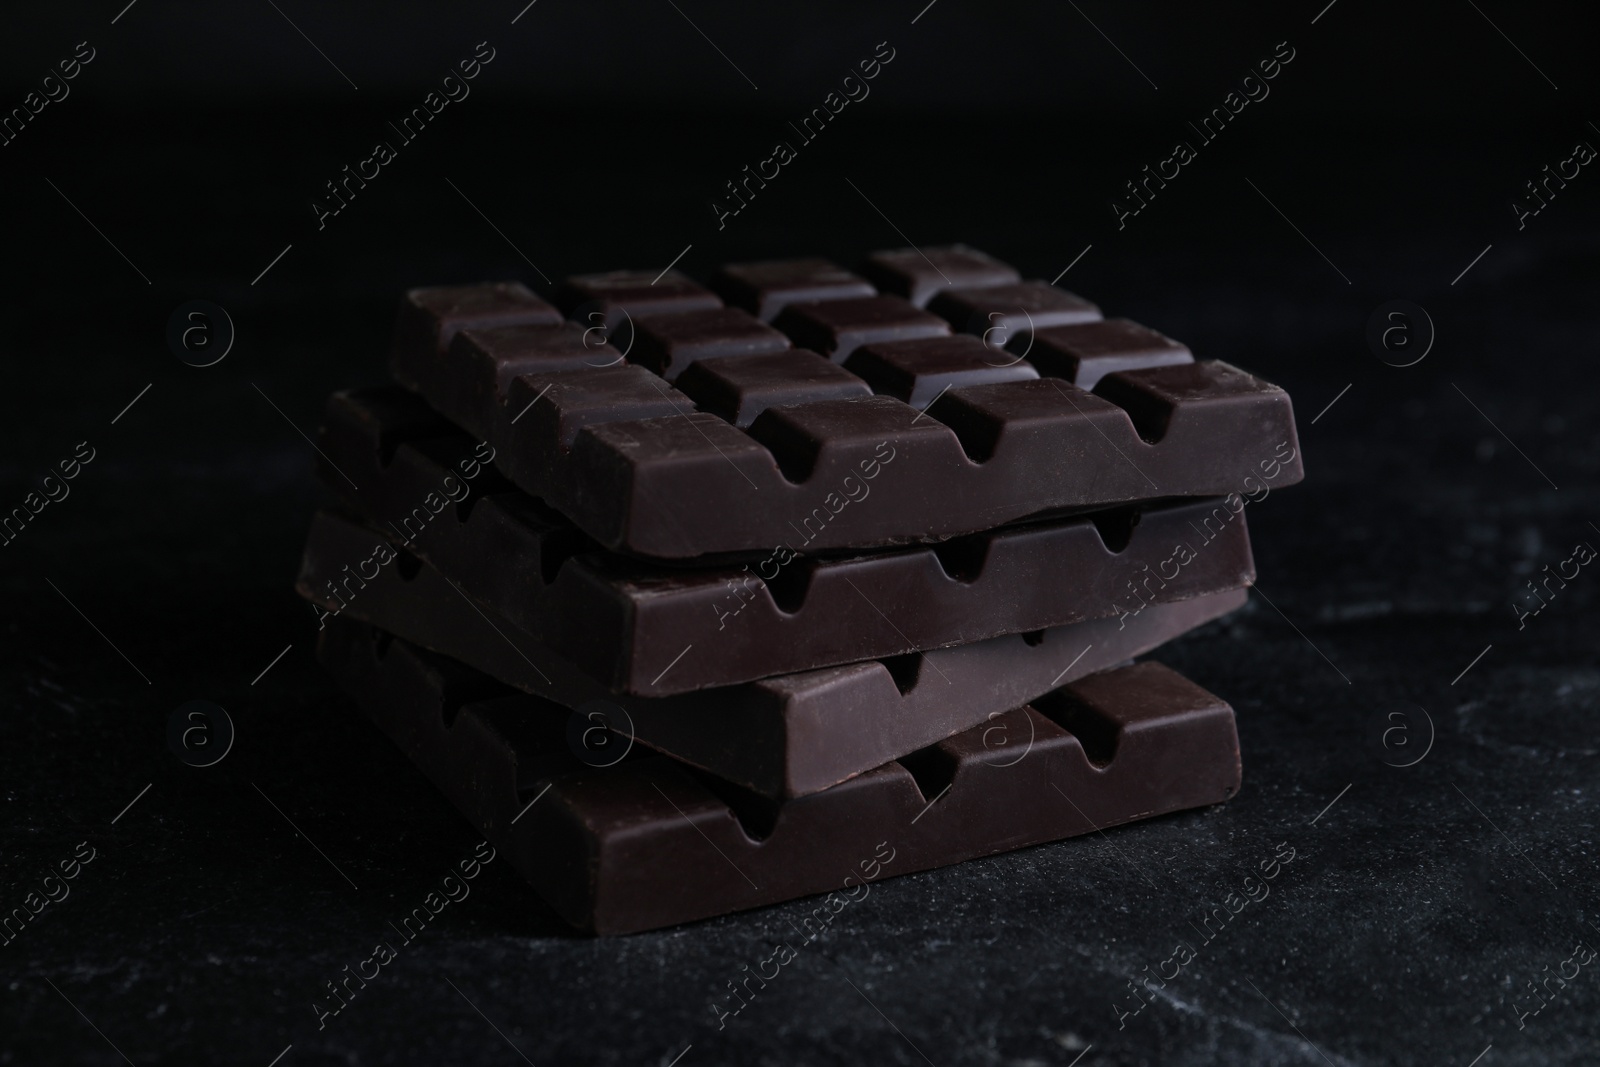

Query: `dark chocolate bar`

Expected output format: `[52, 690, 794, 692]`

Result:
[319, 618, 1242, 934]
[316, 388, 1257, 696]
[390, 264, 1302, 559]
[298, 507, 1247, 798]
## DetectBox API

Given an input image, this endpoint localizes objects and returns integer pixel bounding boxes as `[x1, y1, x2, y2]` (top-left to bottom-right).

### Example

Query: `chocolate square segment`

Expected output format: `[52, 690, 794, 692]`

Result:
[861, 245, 1021, 307]
[711, 257, 876, 321]
[628, 307, 791, 381]
[1092, 361, 1279, 444]
[845, 335, 1040, 409]
[445, 323, 621, 428]
[393, 282, 562, 362]
[773, 295, 950, 363]
[1018, 318, 1194, 390]
[555, 269, 722, 331]
[675, 351, 872, 428]
[385, 279, 1302, 558]
[453, 323, 621, 393]
[928, 281, 1102, 348]
[505, 366, 690, 449]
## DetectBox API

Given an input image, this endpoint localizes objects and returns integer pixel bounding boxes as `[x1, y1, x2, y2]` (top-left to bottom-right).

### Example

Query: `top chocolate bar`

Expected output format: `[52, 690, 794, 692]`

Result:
[392, 247, 1302, 559]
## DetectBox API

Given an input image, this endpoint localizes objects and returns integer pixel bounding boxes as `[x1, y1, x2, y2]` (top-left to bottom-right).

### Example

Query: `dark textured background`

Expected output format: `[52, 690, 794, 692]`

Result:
[2, 2, 1597, 1064]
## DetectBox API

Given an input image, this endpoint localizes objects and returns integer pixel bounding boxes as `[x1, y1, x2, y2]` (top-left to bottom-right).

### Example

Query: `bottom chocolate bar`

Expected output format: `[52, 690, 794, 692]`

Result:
[318, 618, 1242, 935]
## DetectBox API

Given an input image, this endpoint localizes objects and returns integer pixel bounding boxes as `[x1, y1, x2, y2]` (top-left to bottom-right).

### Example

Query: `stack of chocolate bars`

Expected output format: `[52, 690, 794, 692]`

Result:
[297, 246, 1302, 935]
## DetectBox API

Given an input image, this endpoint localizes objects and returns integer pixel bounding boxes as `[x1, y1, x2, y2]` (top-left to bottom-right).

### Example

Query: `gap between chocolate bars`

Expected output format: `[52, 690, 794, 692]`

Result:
[319, 618, 1243, 935]
[311, 386, 1257, 696]
[297, 506, 1248, 799]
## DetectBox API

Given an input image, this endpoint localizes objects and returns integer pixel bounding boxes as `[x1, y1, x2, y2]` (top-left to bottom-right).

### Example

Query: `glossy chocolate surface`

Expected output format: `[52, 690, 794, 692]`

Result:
[391, 266, 1301, 558]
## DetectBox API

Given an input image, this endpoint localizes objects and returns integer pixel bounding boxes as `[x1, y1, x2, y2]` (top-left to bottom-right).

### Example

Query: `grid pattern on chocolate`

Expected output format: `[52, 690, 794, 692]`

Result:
[395, 258, 1110, 423]
[389, 250, 1301, 557]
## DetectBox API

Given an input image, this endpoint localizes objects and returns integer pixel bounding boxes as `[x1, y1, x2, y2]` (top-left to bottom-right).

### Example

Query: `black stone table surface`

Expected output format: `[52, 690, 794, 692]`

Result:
[2, 5, 1598, 1061]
